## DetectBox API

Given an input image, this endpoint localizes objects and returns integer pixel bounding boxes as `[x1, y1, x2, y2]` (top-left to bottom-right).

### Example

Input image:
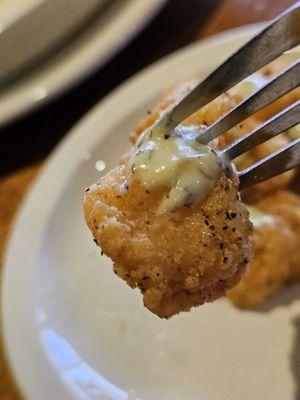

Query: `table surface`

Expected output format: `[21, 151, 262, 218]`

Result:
[0, 0, 297, 398]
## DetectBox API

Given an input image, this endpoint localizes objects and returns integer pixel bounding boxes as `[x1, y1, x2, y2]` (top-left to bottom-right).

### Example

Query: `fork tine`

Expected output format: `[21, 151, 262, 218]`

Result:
[197, 60, 300, 144]
[155, 2, 300, 131]
[239, 138, 300, 190]
[223, 100, 300, 159]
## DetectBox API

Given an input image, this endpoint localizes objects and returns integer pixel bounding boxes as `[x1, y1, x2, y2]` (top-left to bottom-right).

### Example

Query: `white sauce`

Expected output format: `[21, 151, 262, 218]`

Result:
[247, 205, 275, 228]
[128, 122, 222, 213]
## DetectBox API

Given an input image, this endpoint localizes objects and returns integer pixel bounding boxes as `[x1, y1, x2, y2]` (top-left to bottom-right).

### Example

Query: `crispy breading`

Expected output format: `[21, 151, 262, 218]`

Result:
[227, 190, 300, 308]
[255, 190, 300, 280]
[255, 190, 300, 237]
[227, 214, 299, 308]
[84, 166, 253, 318]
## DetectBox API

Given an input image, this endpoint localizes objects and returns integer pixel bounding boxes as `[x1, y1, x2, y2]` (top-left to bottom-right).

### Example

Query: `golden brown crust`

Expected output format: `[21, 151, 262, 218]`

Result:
[227, 190, 300, 309]
[227, 215, 298, 308]
[84, 166, 253, 318]
[255, 190, 300, 281]
[255, 190, 300, 237]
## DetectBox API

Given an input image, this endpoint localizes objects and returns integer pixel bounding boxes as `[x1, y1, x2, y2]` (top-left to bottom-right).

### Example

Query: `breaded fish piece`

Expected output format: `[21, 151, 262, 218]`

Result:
[255, 190, 300, 238]
[227, 191, 300, 309]
[84, 165, 253, 318]
[255, 190, 300, 280]
[227, 213, 299, 309]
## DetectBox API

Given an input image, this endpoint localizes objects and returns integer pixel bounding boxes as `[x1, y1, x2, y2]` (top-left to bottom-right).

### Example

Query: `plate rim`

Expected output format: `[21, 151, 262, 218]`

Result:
[0, 0, 169, 129]
[1, 23, 264, 399]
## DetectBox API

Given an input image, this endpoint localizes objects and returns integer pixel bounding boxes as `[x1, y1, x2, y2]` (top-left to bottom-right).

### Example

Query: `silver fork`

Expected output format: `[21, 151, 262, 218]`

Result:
[151, 1, 300, 190]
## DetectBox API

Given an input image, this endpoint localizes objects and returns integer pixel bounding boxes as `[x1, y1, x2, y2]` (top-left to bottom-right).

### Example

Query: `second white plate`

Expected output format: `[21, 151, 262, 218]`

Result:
[0, 0, 168, 129]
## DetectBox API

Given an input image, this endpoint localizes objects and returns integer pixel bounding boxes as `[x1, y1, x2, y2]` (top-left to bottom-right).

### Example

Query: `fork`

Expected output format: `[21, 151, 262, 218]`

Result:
[151, 1, 300, 190]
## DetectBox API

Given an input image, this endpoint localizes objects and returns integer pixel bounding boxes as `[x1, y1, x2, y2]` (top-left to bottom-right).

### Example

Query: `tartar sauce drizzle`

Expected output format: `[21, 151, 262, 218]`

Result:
[128, 122, 222, 213]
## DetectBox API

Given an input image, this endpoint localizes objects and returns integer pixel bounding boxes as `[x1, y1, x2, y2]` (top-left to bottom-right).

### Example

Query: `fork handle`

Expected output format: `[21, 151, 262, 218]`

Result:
[156, 1, 300, 131]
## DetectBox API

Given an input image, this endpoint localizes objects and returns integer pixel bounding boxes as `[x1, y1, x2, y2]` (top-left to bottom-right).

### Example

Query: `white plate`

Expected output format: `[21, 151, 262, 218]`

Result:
[3, 24, 300, 400]
[0, 0, 168, 129]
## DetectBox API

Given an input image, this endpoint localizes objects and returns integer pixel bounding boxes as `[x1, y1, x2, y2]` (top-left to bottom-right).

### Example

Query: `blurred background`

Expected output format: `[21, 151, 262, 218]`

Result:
[0, 0, 297, 398]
